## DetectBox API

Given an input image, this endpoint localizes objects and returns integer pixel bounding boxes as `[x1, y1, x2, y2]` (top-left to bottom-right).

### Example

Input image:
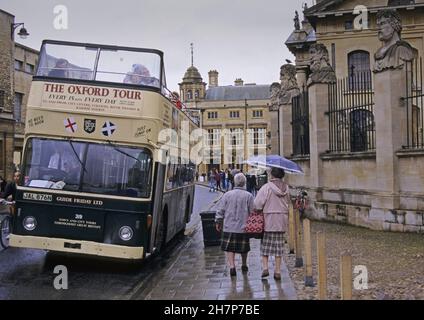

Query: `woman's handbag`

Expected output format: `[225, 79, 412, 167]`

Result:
[245, 210, 264, 239]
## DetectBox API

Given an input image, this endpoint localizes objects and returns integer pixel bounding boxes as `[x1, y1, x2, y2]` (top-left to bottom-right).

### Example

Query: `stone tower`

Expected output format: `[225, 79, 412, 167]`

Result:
[179, 66, 206, 104]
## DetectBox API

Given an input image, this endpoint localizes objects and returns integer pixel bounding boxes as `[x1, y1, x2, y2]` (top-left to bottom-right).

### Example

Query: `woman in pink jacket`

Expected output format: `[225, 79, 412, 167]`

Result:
[254, 167, 290, 281]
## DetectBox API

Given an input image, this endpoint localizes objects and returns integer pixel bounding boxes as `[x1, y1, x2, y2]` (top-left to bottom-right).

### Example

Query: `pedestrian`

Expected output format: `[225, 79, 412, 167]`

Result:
[215, 173, 254, 277]
[215, 169, 221, 191]
[0, 176, 6, 197]
[220, 170, 225, 191]
[208, 169, 216, 192]
[251, 175, 257, 197]
[254, 167, 291, 281]
[224, 169, 230, 192]
[3, 171, 21, 202]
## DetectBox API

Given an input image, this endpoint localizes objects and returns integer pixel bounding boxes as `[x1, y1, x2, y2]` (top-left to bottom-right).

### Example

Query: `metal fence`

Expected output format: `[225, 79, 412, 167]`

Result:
[403, 58, 424, 149]
[292, 87, 310, 156]
[327, 71, 375, 153]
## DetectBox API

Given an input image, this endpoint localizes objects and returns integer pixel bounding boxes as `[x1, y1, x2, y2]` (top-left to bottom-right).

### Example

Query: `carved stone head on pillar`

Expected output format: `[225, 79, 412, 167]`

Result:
[269, 82, 281, 111]
[279, 64, 300, 106]
[374, 9, 418, 72]
[307, 44, 336, 86]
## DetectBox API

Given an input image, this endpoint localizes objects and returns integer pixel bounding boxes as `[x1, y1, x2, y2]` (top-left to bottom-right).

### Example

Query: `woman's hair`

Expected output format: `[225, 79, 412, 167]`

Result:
[270, 167, 285, 179]
[233, 173, 246, 188]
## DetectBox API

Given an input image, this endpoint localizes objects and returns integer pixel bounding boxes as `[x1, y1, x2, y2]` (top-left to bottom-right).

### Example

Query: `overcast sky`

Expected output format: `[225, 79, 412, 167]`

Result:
[2, 0, 311, 92]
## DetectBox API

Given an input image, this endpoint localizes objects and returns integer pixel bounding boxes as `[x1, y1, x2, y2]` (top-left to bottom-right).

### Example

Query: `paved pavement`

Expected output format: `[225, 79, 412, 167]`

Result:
[134, 184, 297, 300]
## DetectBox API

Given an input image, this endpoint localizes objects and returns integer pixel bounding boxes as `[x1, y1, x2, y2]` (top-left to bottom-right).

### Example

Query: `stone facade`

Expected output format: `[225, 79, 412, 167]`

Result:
[14, 43, 39, 167]
[179, 67, 272, 174]
[284, 1, 424, 233]
[0, 9, 16, 180]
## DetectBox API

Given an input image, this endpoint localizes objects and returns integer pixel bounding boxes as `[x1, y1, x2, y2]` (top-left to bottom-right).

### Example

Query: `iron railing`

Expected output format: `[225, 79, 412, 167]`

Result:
[403, 57, 424, 149]
[327, 71, 375, 153]
[291, 87, 310, 156]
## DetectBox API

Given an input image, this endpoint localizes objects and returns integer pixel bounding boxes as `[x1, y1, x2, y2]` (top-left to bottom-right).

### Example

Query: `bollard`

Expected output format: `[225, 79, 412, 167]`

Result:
[340, 254, 353, 300]
[294, 209, 303, 268]
[317, 232, 327, 300]
[303, 219, 314, 287]
[288, 204, 295, 254]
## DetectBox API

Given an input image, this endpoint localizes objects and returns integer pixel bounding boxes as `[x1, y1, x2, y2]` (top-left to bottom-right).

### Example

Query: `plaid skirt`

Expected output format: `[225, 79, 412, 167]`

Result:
[260, 232, 285, 256]
[221, 232, 250, 254]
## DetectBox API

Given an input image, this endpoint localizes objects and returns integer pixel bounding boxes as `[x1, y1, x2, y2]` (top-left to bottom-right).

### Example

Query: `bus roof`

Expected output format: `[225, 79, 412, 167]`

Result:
[40, 39, 164, 57]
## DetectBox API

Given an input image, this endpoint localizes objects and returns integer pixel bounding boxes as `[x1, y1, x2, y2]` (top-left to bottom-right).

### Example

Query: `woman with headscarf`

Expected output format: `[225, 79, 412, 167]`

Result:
[215, 173, 254, 277]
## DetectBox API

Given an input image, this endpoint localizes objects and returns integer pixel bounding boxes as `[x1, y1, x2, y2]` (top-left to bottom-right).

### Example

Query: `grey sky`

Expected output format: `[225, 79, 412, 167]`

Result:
[3, 0, 310, 92]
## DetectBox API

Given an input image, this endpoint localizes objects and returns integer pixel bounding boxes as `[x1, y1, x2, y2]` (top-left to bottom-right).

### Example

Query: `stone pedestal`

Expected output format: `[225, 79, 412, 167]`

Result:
[372, 68, 407, 211]
[308, 83, 330, 190]
[269, 110, 280, 155]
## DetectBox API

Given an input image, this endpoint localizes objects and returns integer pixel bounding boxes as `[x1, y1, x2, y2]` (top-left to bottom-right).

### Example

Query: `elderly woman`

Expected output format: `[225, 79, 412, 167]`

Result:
[254, 167, 290, 281]
[215, 173, 254, 277]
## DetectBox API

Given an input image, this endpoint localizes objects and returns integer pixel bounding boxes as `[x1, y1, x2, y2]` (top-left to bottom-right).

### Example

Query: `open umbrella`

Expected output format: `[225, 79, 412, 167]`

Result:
[245, 154, 304, 175]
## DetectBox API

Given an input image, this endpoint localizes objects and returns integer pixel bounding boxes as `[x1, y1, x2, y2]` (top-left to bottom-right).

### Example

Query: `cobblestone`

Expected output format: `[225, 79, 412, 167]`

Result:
[284, 221, 424, 300]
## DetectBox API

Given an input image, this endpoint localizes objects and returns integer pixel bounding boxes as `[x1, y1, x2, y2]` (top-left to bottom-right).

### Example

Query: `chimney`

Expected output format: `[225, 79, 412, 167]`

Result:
[208, 70, 219, 88]
[234, 78, 244, 86]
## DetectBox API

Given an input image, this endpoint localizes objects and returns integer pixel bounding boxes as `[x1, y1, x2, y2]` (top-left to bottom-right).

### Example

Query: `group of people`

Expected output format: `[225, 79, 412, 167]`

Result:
[215, 167, 290, 281]
[48, 59, 158, 87]
[208, 169, 236, 193]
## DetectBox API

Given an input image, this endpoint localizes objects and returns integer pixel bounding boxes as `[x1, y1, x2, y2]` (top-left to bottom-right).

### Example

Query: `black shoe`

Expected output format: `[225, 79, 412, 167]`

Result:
[241, 265, 248, 273]
[230, 268, 237, 277]
[261, 270, 269, 278]
[274, 273, 281, 281]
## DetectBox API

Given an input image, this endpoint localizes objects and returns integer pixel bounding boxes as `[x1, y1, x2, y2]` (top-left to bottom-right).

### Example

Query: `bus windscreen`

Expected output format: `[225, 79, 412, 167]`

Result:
[36, 43, 161, 89]
[22, 138, 153, 198]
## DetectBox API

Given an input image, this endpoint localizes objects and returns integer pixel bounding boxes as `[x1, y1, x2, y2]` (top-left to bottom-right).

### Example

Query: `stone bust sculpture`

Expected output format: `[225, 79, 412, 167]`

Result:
[279, 64, 300, 105]
[374, 9, 418, 73]
[307, 44, 336, 85]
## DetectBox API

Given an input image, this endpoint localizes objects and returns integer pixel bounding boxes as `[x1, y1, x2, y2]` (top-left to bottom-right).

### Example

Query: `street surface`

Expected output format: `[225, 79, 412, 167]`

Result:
[1, 185, 294, 300]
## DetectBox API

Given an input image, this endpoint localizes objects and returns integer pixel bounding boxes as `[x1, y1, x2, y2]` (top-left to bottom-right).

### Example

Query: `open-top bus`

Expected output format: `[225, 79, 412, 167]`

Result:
[10, 40, 198, 260]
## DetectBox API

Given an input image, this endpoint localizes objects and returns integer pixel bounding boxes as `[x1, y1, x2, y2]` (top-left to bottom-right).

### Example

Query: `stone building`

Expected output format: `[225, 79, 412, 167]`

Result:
[0, 9, 17, 180]
[179, 66, 273, 174]
[13, 43, 39, 168]
[0, 9, 38, 178]
[282, 0, 424, 233]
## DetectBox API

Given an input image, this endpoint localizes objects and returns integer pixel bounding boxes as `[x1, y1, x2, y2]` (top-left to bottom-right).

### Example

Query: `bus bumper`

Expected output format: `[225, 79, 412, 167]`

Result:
[10, 234, 144, 260]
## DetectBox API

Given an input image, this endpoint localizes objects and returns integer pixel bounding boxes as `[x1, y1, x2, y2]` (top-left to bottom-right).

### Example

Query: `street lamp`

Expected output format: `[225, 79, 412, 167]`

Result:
[11, 23, 30, 40]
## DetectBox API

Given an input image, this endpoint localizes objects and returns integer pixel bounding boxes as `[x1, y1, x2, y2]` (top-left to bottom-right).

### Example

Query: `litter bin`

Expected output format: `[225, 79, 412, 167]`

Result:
[199, 211, 222, 247]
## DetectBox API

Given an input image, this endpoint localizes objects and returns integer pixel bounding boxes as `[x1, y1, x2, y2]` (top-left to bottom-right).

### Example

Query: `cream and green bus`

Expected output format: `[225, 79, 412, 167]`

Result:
[10, 40, 197, 260]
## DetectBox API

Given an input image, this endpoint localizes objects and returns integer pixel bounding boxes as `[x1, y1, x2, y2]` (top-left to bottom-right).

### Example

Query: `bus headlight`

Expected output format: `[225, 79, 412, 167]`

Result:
[119, 226, 133, 241]
[23, 216, 37, 231]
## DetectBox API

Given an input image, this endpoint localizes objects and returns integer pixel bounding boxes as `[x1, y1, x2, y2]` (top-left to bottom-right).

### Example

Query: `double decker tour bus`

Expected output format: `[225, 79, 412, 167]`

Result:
[10, 40, 198, 260]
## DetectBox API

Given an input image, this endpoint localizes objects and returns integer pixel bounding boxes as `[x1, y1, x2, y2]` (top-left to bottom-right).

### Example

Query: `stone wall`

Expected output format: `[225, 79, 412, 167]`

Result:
[0, 10, 16, 180]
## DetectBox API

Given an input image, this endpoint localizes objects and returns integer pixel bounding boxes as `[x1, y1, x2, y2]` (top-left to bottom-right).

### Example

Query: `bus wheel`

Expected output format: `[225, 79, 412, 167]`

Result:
[156, 210, 168, 252]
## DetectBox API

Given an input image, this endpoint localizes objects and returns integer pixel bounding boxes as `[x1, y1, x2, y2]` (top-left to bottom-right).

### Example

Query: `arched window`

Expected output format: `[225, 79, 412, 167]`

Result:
[186, 90, 193, 100]
[348, 50, 371, 90]
[195, 90, 199, 99]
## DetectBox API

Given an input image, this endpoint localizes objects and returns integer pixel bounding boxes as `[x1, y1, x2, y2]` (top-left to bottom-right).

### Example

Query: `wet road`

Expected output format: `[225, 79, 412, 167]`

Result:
[0, 185, 220, 300]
